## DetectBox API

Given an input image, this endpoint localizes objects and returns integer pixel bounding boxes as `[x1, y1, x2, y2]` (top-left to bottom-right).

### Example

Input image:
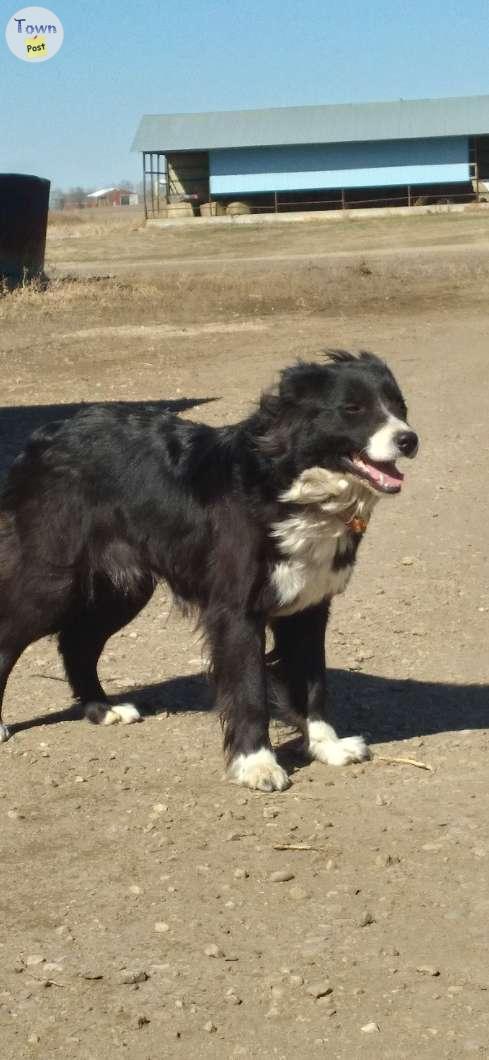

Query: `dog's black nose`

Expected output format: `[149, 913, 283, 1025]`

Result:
[396, 430, 419, 457]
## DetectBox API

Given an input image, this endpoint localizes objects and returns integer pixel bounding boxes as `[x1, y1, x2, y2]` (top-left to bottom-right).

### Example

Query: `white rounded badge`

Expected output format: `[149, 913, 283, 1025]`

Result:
[6, 7, 63, 62]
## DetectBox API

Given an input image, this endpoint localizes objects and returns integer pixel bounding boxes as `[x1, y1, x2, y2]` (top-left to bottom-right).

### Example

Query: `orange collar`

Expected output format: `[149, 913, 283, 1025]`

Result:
[345, 514, 368, 535]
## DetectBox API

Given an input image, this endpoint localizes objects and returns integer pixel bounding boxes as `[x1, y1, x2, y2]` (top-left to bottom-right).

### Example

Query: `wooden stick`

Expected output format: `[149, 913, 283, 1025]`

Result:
[272, 843, 315, 851]
[373, 753, 434, 772]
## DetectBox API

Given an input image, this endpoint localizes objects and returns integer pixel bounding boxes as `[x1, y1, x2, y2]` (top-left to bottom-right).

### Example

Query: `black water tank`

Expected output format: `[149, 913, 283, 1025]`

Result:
[0, 173, 51, 286]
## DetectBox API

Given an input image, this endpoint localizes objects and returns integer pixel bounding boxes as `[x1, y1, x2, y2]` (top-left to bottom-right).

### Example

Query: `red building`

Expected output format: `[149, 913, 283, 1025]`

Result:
[86, 187, 139, 207]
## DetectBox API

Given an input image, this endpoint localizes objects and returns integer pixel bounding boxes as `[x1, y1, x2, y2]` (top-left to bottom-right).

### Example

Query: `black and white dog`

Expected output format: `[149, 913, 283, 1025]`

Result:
[0, 352, 418, 791]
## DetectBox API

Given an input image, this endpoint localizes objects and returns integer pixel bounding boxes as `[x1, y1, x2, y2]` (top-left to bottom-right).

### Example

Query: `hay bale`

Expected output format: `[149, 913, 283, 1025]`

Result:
[166, 202, 194, 218]
[226, 201, 251, 217]
[200, 201, 225, 217]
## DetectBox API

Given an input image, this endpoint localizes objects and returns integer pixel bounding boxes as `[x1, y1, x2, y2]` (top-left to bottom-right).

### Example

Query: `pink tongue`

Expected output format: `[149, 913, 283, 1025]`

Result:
[355, 457, 404, 488]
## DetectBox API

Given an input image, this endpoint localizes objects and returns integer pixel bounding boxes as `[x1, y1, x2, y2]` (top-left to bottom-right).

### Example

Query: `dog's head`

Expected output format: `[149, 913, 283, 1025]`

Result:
[260, 351, 418, 495]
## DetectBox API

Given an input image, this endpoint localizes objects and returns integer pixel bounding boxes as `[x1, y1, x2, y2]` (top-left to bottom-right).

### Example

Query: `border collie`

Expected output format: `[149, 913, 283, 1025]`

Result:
[0, 352, 418, 791]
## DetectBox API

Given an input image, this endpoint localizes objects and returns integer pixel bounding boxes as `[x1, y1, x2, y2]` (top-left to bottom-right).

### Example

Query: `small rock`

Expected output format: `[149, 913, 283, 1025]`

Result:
[137, 1015, 150, 1028]
[204, 1020, 217, 1033]
[28, 1035, 40, 1045]
[358, 911, 375, 927]
[225, 988, 242, 1005]
[401, 556, 415, 566]
[25, 955, 45, 967]
[361, 1021, 380, 1033]
[289, 885, 310, 900]
[263, 807, 278, 819]
[79, 969, 104, 980]
[376, 853, 400, 867]
[204, 944, 224, 958]
[154, 922, 170, 933]
[416, 965, 440, 977]
[317, 998, 337, 1015]
[119, 970, 149, 985]
[306, 981, 333, 999]
[233, 868, 249, 879]
[269, 869, 295, 883]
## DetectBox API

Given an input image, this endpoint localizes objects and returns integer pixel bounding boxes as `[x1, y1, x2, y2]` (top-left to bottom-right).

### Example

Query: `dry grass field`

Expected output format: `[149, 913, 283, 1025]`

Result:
[1, 207, 489, 1059]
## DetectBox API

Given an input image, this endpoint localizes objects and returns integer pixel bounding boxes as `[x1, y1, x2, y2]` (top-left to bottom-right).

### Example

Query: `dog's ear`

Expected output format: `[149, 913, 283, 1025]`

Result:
[278, 362, 331, 404]
[323, 349, 356, 364]
[358, 350, 387, 369]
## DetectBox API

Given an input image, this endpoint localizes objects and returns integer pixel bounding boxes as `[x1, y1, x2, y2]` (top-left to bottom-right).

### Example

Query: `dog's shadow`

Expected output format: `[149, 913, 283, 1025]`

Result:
[7, 669, 489, 756]
[0, 396, 217, 481]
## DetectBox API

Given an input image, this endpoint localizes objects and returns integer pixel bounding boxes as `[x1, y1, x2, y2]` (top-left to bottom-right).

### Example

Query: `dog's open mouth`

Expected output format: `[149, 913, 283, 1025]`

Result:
[344, 454, 404, 494]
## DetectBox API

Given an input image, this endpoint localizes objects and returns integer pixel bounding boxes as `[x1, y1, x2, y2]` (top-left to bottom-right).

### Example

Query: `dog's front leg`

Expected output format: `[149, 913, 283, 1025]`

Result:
[206, 609, 290, 792]
[271, 602, 369, 766]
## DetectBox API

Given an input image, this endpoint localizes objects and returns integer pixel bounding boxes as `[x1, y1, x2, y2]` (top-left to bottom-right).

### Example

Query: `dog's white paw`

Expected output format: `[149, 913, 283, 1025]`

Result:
[111, 704, 141, 725]
[228, 747, 290, 792]
[308, 720, 370, 766]
[85, 702, 141, 726]
[0, 724, 11, 743]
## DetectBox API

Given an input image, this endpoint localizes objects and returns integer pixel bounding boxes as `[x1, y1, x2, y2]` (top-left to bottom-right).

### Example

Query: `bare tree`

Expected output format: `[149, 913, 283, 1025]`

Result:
[65, 186, 89, 208]
[50, 186, 66, 210]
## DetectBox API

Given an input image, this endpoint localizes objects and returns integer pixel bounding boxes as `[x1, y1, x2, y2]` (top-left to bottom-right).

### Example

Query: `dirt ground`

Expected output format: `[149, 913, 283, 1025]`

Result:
[1, 209, 489, 1059]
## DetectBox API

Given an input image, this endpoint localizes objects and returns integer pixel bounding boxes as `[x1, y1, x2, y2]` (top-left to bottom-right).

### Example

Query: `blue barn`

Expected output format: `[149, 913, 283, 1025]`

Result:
[131, 95, 489, 218]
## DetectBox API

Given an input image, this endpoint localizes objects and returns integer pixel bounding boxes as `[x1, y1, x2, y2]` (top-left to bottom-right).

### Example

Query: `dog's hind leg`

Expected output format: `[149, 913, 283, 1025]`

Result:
[0, 589, 47, 742]
[58, 576, 154, 727]
[0, 642, 25, 743]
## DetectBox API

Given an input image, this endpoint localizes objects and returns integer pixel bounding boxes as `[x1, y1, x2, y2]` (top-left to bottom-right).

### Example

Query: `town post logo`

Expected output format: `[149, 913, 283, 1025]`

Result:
[6, 7, 63, 62]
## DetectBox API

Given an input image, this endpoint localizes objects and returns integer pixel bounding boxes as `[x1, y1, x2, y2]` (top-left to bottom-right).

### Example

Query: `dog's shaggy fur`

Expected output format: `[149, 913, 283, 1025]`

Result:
[0, 352, 418, 790]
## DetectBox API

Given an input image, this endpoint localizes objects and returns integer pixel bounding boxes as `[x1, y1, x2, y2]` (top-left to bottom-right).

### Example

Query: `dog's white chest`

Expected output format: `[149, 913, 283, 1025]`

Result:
[270, 508, 353, 616]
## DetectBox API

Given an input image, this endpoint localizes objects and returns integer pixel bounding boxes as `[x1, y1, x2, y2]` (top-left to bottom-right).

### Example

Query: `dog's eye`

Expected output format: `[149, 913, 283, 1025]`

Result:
[344, 403, 365, 415]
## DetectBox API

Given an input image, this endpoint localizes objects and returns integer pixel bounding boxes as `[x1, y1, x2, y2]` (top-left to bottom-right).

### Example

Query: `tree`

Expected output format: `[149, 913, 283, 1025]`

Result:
[50, 186, 66, 210]
[65, 186, 89, 208]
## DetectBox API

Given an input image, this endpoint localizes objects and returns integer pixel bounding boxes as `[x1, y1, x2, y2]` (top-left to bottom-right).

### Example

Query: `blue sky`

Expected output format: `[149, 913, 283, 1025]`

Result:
[2, 0, 489, 190]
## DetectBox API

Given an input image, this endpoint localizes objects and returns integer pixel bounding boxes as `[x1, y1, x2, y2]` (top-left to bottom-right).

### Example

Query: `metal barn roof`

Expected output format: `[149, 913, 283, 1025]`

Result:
[132, 95, 489, 152]
[86, 187, 116, 198]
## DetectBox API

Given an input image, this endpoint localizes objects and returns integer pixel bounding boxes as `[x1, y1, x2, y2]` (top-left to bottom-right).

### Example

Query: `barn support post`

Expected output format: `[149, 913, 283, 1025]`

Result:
[474, 139, 480, 202]
[156, 154, 160, 215]
[142, 153, 148, 220]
